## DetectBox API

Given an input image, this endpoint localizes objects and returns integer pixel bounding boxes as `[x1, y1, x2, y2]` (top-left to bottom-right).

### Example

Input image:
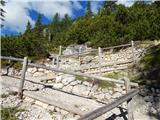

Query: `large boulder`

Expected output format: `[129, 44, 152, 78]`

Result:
[63, 44, 87, 55]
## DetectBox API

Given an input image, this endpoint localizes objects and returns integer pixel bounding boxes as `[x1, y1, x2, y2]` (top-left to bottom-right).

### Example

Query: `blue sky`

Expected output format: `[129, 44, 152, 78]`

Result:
[1, 0, 135, 36]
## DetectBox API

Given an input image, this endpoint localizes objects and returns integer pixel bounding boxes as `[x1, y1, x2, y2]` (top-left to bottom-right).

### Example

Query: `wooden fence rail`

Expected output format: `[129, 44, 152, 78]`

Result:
[1, 56, 139, 120]
[78, 89, 139, 120]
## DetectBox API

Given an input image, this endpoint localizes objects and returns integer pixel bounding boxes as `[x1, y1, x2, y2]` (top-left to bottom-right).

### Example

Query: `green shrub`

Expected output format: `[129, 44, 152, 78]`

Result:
[1, 107, 25, 120]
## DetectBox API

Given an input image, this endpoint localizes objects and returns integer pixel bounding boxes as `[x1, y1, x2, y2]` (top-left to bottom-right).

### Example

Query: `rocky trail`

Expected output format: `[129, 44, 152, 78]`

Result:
[1, 74, 160, 120]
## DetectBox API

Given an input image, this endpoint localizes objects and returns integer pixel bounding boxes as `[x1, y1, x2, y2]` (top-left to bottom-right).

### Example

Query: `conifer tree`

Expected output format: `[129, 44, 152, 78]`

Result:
[85, 1, 92, 18]
[35, 14, 42, 28]
[25, 20, 32, 32]
[52, 13, 60, 24]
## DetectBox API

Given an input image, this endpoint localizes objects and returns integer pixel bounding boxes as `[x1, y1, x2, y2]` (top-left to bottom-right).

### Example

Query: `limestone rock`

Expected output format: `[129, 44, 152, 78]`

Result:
[63, 86, 73, 92]
[72, 85, 90, 96]
[112, 92, 122, 99]
[33, 72, 45, 77]
[53, 83, 63, 89]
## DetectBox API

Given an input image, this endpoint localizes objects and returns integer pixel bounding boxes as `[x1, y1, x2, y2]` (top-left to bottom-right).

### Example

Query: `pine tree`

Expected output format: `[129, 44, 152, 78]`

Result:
[52, 13, 60, 24]
[85, 1, 92, 18]
[25, 20, 32, 32]
[35, 14, 42, 28]
[0, 0, 6, 28]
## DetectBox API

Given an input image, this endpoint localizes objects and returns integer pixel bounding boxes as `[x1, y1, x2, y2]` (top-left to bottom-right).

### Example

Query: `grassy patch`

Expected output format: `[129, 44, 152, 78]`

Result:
[75, 75, 115, 88]
[104, 72, 119, 79]
[49, 110, 55, 115]
[1, 93, 9, 98]
[1, 60, 22, 71]
[1, 92, 18, 98]
[96, 80, 115, 89]
[1, 107, 25, 120]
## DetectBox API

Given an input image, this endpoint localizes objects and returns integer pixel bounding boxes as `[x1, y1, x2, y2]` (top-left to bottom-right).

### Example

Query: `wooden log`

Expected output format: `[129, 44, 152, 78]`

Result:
[18, 57, 28, 98]
[78, 89, 139, 120]
[27, 62, 138, 87]
[123, 77, 134, 120]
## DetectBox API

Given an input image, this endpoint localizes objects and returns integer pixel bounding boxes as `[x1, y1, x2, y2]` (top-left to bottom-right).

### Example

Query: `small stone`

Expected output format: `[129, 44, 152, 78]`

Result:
[38, 68, 44, 72]
[53, 83, 63, 89]
[47, 106, 55, 111]
[31, 67, 37, 73]
[94, 93, 105, 100]
[35, 101, 48, 108]
[55, 107, 60, 112]
[83, 81, 90, 86]
[33, 72, 45, 77]
[60, 109, 68, 115]
[56, 76, 62, 83]
[63, 86, 73, 92]
[72, 85, 90, 96]
[151, 88, 155, 93]
[144, 96, 154, 102]
[70, 81, 78, 86]
[112, 92, 122, 99]
[105, 93, 112, 99]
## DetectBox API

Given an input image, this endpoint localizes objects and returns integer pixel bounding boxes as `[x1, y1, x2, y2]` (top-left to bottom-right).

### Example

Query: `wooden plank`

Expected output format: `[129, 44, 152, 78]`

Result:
[78, 89, 139, 120]
[18, 57, 28, 98]
[28, 63, 138, 87]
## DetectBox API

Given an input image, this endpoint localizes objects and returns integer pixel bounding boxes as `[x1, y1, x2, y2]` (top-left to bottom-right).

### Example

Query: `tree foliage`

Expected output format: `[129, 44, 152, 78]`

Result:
[1, 1, 160, 60]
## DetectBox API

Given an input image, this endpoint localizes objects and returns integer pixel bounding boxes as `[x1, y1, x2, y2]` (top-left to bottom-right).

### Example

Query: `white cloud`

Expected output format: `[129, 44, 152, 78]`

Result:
[91, 1, 102, 15]
[2, 1, 34, 33]
[2, 0, 82, 33]
[117, 0, 135, 7]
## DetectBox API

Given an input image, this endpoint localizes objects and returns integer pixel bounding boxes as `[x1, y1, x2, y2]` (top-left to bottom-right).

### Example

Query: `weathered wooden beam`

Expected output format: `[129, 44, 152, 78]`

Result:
[102, 43, 131, 50]
[78, 89, 139, 120]
[1, 56, 24, 62]
[1, 56, 31, 63]
[28, 63, 138, 87]
[18, 57, 28, 98]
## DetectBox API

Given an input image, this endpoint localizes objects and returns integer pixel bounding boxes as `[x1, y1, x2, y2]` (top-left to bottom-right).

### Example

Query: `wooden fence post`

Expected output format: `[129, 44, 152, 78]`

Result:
[56, 55, 60, 69]
[79, 46, 82, 66]
[98, 47, 102, 75]
[59, 45, 62, 56]
[123, 77, 134, 120]
[131, 41, 135, 64]
[18, 57, 28, 99]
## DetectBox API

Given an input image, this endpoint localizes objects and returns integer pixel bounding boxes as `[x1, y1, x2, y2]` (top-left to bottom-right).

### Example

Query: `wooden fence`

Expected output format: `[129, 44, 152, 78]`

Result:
[50, 41, 136, 74]
[1, 56, 139, 120]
